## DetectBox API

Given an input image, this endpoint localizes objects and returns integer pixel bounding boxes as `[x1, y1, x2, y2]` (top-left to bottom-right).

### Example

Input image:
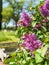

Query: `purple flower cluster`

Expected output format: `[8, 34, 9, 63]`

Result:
[40, 0, 49, 17]
[20, 12, 32, 27]
[22, 33, 42, 52]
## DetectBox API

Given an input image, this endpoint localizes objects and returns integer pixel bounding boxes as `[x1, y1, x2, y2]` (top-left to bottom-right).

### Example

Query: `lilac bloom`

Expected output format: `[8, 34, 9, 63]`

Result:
[40, 0, 49, 17]
[44, 0, 49, 10]
[40, 6, 49, 17]
[20, 12, 32, 27]
[22, 33, 42, 53]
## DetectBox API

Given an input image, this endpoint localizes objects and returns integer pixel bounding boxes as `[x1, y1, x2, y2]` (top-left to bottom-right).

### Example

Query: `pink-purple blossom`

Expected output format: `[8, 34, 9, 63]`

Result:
[44, 0, 49, 10]
[20, 12, 32, 27]
[22, 33, 42, 52]
[40, 0, 49, 17]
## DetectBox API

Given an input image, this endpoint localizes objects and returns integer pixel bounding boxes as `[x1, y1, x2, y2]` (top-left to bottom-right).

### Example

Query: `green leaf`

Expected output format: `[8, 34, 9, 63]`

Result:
[4, 57, 15, 64]
[47, 17, 49, 20]
[41, 26, 47, 32]
[35, 45, 48, 63]
[40, 0, 44, 1]
[41, 45, 48, 57]
[39, 35, 43, 39]
[26, 57, 31, 61]
[22, 60, 26, 64]
[31, 21, 37, 27]
[29, 62, 34, 65]
[36, 45, 48, 57]
[9, 62, 16, 65]
[45, 61, 47, 65]
[35, 53, 43, 63]
[10, 52, 16, 57]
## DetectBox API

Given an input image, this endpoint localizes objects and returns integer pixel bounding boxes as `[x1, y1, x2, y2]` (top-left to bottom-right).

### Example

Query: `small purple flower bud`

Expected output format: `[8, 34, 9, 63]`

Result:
[42, 19, 48, 22]
[33, 24, 41, 30]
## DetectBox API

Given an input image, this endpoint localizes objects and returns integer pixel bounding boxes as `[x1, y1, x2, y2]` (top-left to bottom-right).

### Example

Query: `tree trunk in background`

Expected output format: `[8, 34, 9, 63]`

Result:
[12, 13, 20, 30]
[0, 0, 2, 30]
[15, 21, 17, 30]
[13, 19, 18, 30]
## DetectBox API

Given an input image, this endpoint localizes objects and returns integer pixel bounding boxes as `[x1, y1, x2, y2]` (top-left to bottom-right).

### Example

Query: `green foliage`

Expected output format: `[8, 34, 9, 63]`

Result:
[2, 6, 13, 22]
[4, 45, 49, 65]
[4, 47, 33, 65]
[35, 45, 48, 63]
[0, 30, 19, 42]
[2, 0, 24, 23]
[3, 0, 49, 65]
